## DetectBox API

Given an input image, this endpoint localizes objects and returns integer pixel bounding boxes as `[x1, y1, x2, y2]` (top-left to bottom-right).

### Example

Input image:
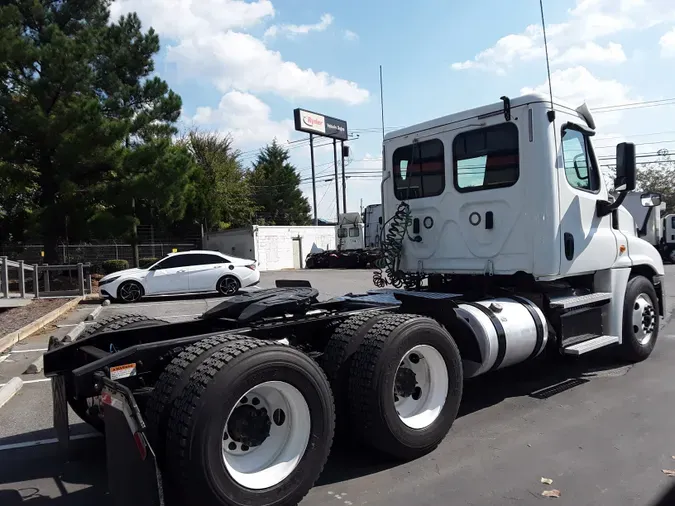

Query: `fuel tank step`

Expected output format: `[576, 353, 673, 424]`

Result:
[563, 334, 619, 355]
[550, 292, 612, 310]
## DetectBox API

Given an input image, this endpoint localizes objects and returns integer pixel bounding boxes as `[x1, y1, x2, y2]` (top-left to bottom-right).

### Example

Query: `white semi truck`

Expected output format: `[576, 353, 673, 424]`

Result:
[305, 211, 382, 268]
[622, 190, 675, 263]
[45, 93, 665, 506]
[363, 203, 383, 248]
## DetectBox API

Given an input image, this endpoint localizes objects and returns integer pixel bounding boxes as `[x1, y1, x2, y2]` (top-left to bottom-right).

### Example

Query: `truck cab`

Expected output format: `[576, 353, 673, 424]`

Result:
[336, 212, 365, 251]
[379, 93, 665, 361]
[382, 94, 663, 280]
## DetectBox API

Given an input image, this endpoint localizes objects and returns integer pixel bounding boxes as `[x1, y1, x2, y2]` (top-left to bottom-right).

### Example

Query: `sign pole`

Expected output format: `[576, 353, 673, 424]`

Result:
[333, 139, 340, 222]
[310, 133, 318, 226]
[341, 140, 347, 213]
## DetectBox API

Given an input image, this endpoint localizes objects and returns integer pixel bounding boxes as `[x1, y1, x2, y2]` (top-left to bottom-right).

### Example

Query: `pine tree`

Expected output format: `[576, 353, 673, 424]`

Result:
[0, 1, 186, 260]
[247, 140, 312, 225]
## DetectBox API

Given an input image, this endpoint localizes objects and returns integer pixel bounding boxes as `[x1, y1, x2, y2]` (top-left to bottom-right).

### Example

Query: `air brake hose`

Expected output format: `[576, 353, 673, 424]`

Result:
[373, 201, 412, 288]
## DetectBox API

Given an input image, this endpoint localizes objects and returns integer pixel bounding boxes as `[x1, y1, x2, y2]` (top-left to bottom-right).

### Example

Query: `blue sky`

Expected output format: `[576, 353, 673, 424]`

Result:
[110, 0, 675, 220]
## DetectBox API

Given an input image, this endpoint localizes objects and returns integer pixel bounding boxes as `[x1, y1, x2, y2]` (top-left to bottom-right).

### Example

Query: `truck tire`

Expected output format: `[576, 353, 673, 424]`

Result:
[145, 333, 246, 459]
[68, 315, 169, 432]
[77, 312, 148, 340]
[320, 310, 392, 436]
[347, 314, 463, 460]
[164, 339, 335, 506]
[619, 275, 660, 362]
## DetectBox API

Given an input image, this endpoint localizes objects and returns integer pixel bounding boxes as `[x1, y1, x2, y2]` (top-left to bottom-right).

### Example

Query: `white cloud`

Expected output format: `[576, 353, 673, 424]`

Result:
[192, 91, 295, 148]
[553, 41, 626, 65]
[110, 1, 369, 105]
[264, 13, 333, 38]
[659, 27, 675, 57]
[110, 0, 274, 39]
[451, 0, 675, 73]
[521, 66, 636, 127]
[344, 30, 359, 41]
[451, 26, 544, 75]
[168, 31, 369, 104]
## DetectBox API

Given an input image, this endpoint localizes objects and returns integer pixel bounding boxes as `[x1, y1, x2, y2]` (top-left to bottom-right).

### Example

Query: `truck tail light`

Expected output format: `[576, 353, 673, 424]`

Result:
[246, 264, 256, 270]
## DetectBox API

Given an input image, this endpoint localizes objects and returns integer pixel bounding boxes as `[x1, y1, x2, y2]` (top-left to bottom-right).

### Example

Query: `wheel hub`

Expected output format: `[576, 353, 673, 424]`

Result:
[227, 404, 271, 448]
[642, 305, 655, 334]
[632, 294, 656, 346]
[395, 367, 418, 399]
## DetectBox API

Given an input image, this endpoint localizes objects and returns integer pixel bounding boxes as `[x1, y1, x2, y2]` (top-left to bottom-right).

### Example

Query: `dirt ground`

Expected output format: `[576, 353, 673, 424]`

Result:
[0, 298, 75, 336]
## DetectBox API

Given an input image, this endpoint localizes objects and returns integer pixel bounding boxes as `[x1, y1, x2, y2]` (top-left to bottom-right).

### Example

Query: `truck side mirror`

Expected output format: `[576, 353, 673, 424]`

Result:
[640, 192, 662, 207]
[614, 142, 636, 192]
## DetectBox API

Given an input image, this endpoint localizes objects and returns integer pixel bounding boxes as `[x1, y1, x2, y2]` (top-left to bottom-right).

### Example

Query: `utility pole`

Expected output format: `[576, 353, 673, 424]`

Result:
[333, 139, 340, 222]
[310, 134, 318, 226]
[341, 141, 347, 213]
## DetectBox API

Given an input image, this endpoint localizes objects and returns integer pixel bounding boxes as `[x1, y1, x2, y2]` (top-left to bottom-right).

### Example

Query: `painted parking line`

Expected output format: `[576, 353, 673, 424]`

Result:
[10, 348, 48, 354]
[0, 378, 50, 388]
[0, 355, 10, 364]
[0, 432, 101, 451]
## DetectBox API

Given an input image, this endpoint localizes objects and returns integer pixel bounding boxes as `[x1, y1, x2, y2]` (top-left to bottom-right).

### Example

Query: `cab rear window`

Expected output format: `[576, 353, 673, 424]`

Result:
[392, 139, 445, 200]
[453, 123, 519, 192]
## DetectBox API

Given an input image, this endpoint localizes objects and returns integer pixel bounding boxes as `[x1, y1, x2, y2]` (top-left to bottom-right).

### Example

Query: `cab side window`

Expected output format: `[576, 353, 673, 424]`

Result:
[561, 128, 600, 192]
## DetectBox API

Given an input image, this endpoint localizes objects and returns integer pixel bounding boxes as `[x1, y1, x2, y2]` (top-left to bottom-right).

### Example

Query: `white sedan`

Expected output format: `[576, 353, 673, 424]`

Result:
[98, 250, 260, 303]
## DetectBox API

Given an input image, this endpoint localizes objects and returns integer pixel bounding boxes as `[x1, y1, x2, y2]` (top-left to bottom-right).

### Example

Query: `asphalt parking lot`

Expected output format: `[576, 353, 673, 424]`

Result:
[2, 267, 675, 505]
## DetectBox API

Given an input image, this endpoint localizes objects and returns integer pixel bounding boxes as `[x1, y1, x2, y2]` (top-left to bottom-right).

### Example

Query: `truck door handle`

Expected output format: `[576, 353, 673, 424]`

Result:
[177, 270, 187, 273]
[564, 233, 574, 260]
[413, 218, 420, 234]
[485, 211, 494, 230]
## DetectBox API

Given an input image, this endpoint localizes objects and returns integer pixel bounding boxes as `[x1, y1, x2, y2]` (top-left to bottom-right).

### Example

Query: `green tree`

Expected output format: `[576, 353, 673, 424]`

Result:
[606, 152, 675, 214]
[247, 140, 312, 225]
[635, 154, 675, 214]
[181, 130, 255, 232]
[0, 1, 185, 261]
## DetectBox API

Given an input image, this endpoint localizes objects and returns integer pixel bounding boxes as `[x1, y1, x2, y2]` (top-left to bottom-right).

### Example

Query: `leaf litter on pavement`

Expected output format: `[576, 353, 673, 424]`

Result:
[542, 490, 561, 498]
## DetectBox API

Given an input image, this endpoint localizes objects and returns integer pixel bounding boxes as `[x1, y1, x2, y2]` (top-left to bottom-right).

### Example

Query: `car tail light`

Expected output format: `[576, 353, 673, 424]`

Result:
[246, 264, 256, 270]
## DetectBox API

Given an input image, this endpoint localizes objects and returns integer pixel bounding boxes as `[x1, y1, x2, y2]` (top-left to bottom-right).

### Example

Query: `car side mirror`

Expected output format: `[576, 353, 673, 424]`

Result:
[641, 192, 662, 207]
[614, 142, 636, 192]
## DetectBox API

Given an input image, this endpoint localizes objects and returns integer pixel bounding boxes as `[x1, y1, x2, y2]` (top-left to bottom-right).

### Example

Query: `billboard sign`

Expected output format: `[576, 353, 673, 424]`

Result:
[294, 108, 348, 141]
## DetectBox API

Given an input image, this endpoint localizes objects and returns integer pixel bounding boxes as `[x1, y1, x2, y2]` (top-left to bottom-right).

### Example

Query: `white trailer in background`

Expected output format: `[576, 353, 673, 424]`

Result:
[205, 225, 336, 271]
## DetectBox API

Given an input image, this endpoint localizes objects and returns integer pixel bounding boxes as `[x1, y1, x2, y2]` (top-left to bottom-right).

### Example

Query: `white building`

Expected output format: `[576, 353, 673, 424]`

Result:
[204, 225, 336, 271]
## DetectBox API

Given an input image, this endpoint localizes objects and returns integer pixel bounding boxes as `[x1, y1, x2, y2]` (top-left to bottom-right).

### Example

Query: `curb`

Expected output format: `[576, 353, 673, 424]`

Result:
[63, 322, 86, 343]
[0, 297, 83, 355]
[0, 377, 23, 409]
[24, 355, 44, 375]
[86, 305, 103, 321]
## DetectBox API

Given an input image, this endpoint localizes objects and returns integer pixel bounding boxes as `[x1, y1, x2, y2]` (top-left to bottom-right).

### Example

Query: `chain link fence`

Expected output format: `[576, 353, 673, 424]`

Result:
[0, 241, 200, 272]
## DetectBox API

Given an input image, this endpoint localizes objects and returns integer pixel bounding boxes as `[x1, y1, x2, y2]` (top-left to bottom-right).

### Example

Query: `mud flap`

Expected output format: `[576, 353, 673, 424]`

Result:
[100, 377, 164, 506]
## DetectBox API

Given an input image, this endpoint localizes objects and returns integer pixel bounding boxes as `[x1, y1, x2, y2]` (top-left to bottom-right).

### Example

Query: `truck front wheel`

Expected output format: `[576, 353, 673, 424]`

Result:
[620, 275, 660, 362]
[347, 314, 463, 460]
[164, 339, 335, 506]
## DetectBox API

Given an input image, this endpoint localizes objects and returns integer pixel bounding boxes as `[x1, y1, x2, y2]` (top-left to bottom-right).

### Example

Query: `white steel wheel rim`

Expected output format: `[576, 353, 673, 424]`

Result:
[632, 293, 656, 346]
[222, 381, 311, 490]
[394, 344, 448, 429]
